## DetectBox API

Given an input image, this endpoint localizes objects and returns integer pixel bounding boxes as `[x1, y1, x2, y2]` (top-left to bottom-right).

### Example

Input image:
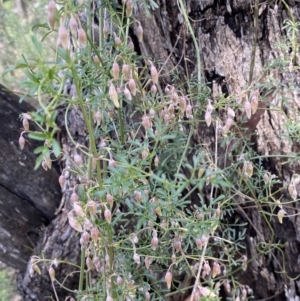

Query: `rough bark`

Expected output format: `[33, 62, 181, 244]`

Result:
[0, 84, 61, 271]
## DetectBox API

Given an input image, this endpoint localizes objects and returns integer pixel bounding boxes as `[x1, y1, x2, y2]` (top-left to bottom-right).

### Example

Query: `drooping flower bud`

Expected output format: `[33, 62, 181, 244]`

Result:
[69, 17, 77, 33]
[80, 231, 90, 246]
[48, 0, 56, 29]
[133, 253, 140, 265]
[90, 228, 99, 243]
[145, 291, 151, 301]
[23, 118, 29, 131]
[104, 208, 112, 223]
[109, 82, 120, 108]
[142, 115, 151, 129]
[150, 63, 159, 85]
[150, 84, 157, 95]
[74, 202, 85, 217]
[123, 86, 132, 100]
[71, 192, 78, 203]
[19, 135, 25, 150]
[77, 28, 87, 47]
[49, 266, 55, 281]
[114, 33, 122, 47]
[122, 64, 131, 80]
[141, 149, 149, 160]
[205, 111, 211, 127]
[109, 159, 117, 168]
[212, 261, 221, 278]
[244, 100, 251, 119]
[288, 183, 297, 200]
[151, 236, 159, 250]
[94, 109, 102, 127]
[58, 25, 68, 50]
[112, 61, 120, 81]
[154, 155, 159, 167]
[165, 271, 172, 289]
[128, 78, 137, 96]
[103, 22, 109, 39]
[87, 201, 97, 215]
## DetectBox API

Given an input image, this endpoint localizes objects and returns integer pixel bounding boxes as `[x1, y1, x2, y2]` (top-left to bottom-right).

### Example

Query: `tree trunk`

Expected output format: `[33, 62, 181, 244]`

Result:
[0, 84, 61, 271]
[13, 1, 300, 301]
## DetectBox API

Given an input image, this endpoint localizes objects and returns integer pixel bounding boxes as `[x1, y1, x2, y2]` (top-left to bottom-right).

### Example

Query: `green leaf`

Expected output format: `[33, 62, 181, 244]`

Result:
[33, 146, 47, 155]
[31, 35, 43, 55]
[28, 132, 47, 141]
[34, 154, 44, 170]
[52, 140, 61, 158]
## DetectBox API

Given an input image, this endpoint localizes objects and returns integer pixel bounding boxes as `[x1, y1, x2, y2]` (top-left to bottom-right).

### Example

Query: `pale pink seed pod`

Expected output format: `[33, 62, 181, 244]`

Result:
[179, 96, 187, 112]
[122, 64, 131, 80]
[87, 201, 97, 215]
[205, 111, 211, 127]
[58, 26, 68, 50]
[142, 115, 151, 129]
[263, 173, 270, 184]
[126, 0, 133, 17]
[168, 104, 174, 116]
[23, 118, 29, 131]
[128, 40, 134, 51]
[242, 287, 247, 299]
[186, 104, 192, 117]
[106, 193, 114, 207]
[106, 295, 113, 301]
[151, 236, 159, 250]
[123, 87, 132, 100]
[136, 24, 143, 42]
[145, 256, 152, 269]
[91, 227, 99, 241]
[114, 35, 122, 47]
[164, 114, 170, 125]
[244, 100, 251, 119]
[212, 261, 221, 278]
[201, 235, 208, 244]
[48, 266, 55, 281]
[225, 117, 233, 130]
[109, 82, 120, 108]
[149, 108, 156, 118]
[80, 231, 89, 246]
[86, 257, 93, 271]
[203, 262, 211, 276]
[94, 110, 102, 127]
[171, 92, 179, 103]
[150, 64, 159, 85]
[78, 28, 87, 47]
[74, 202, 85, 217]
[145, 291, 151, 301]
[133, 253, 140, 265]
[69, 17, 77, 33]
[19, 136, 25, 150]
[48, 0, 56, 14]
[109, 159, 117, 167]
[141, 149, 149, 160]
[74, 153, 83, 166]
[150, 84, 157, 95]
[196, 237, 203, 250]
[165, 271, 172, 289]
[154, 155, 159, 167]
[134, 190, 142, 202]
[116, 275, 123, 286]
[112, 61, 120, 80]
[58, 175, 65, 188]
[128, 79, 136, 96]
[71, 192, 78, 203]
[104, 208, 112, 223]
[227, 107, 235, 118]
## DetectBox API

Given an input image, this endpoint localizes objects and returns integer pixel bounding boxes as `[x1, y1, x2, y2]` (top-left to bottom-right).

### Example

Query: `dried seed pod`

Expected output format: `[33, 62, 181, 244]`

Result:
[212, 261, 221, 278]
[277, 209, 286, 224]
[103, 22, 109, 39]
[126, 0, 133, 17]
[87, 201, 97, 215]
[136, 24, 143, 42]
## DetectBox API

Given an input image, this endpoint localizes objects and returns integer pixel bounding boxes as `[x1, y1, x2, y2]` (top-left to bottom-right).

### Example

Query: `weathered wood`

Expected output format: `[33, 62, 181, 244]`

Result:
[0, 84, 61, 271]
